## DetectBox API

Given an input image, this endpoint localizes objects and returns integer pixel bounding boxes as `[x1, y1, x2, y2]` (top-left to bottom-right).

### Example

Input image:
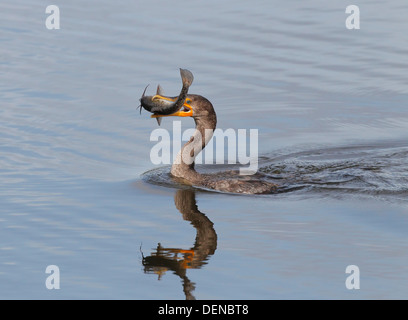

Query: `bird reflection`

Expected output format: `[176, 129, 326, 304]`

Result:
[142, 189, 217, 300]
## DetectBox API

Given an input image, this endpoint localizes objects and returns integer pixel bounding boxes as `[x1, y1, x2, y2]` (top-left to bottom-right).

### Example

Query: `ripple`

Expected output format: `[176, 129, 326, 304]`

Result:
[261, 143, 408, 200]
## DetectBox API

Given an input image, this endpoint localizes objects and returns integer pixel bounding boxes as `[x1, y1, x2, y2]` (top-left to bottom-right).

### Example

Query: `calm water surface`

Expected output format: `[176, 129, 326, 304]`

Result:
[1, 1, 408, 299]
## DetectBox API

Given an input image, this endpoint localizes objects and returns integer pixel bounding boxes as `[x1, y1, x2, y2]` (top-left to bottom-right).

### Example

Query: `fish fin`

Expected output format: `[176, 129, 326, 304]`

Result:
[139, 84, 149, 115]
[156, 117, 162, 126]
[179, 68, 194, 87]
[141, 84, 149, 98]
[156, 84, 164, 95]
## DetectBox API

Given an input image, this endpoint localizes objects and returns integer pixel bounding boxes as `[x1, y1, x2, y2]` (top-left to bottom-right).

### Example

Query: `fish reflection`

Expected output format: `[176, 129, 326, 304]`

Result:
[142, 189, 217, 300]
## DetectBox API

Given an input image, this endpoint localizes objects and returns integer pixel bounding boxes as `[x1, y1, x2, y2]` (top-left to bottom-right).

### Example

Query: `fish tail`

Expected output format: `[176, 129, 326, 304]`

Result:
[179, 68, 194, 87]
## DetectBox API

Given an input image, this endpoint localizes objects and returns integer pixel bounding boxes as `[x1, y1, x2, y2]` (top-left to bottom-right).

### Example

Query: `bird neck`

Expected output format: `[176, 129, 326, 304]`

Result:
[171, 116, 216, 183]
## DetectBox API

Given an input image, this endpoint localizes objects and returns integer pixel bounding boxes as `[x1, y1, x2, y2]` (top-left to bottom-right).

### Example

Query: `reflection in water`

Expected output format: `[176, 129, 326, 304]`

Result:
[142, 189, 217, 300]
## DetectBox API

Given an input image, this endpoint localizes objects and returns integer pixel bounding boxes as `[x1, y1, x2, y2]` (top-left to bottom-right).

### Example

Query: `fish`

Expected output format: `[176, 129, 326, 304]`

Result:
[139, 68, 194, 125]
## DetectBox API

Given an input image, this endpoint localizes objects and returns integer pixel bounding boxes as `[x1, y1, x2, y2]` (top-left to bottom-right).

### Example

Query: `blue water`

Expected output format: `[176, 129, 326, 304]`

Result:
[1, 1, 408, 299]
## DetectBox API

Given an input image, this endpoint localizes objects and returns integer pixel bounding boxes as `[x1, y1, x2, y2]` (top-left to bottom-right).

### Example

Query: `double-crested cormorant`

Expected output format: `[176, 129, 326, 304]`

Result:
[149, 93, 278, 194]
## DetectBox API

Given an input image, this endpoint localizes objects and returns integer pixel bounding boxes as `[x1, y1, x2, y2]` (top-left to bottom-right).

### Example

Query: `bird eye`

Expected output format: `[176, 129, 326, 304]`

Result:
[186, 99, 192, 104]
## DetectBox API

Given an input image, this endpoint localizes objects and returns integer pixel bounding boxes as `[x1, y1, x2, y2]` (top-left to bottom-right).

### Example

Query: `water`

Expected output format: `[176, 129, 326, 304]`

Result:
[1, 0, 408, 299]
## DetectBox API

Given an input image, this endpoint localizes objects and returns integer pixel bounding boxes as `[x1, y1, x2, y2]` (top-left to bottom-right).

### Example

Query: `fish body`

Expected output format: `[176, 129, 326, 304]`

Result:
[140, 92, 178, 115]
[139, 69, 194, 125]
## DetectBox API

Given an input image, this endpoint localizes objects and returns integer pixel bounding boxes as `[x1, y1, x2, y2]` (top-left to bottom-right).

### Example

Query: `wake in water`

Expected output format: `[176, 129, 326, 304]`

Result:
[260, 143, 408, 199]
[143, 142, 408, 201]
